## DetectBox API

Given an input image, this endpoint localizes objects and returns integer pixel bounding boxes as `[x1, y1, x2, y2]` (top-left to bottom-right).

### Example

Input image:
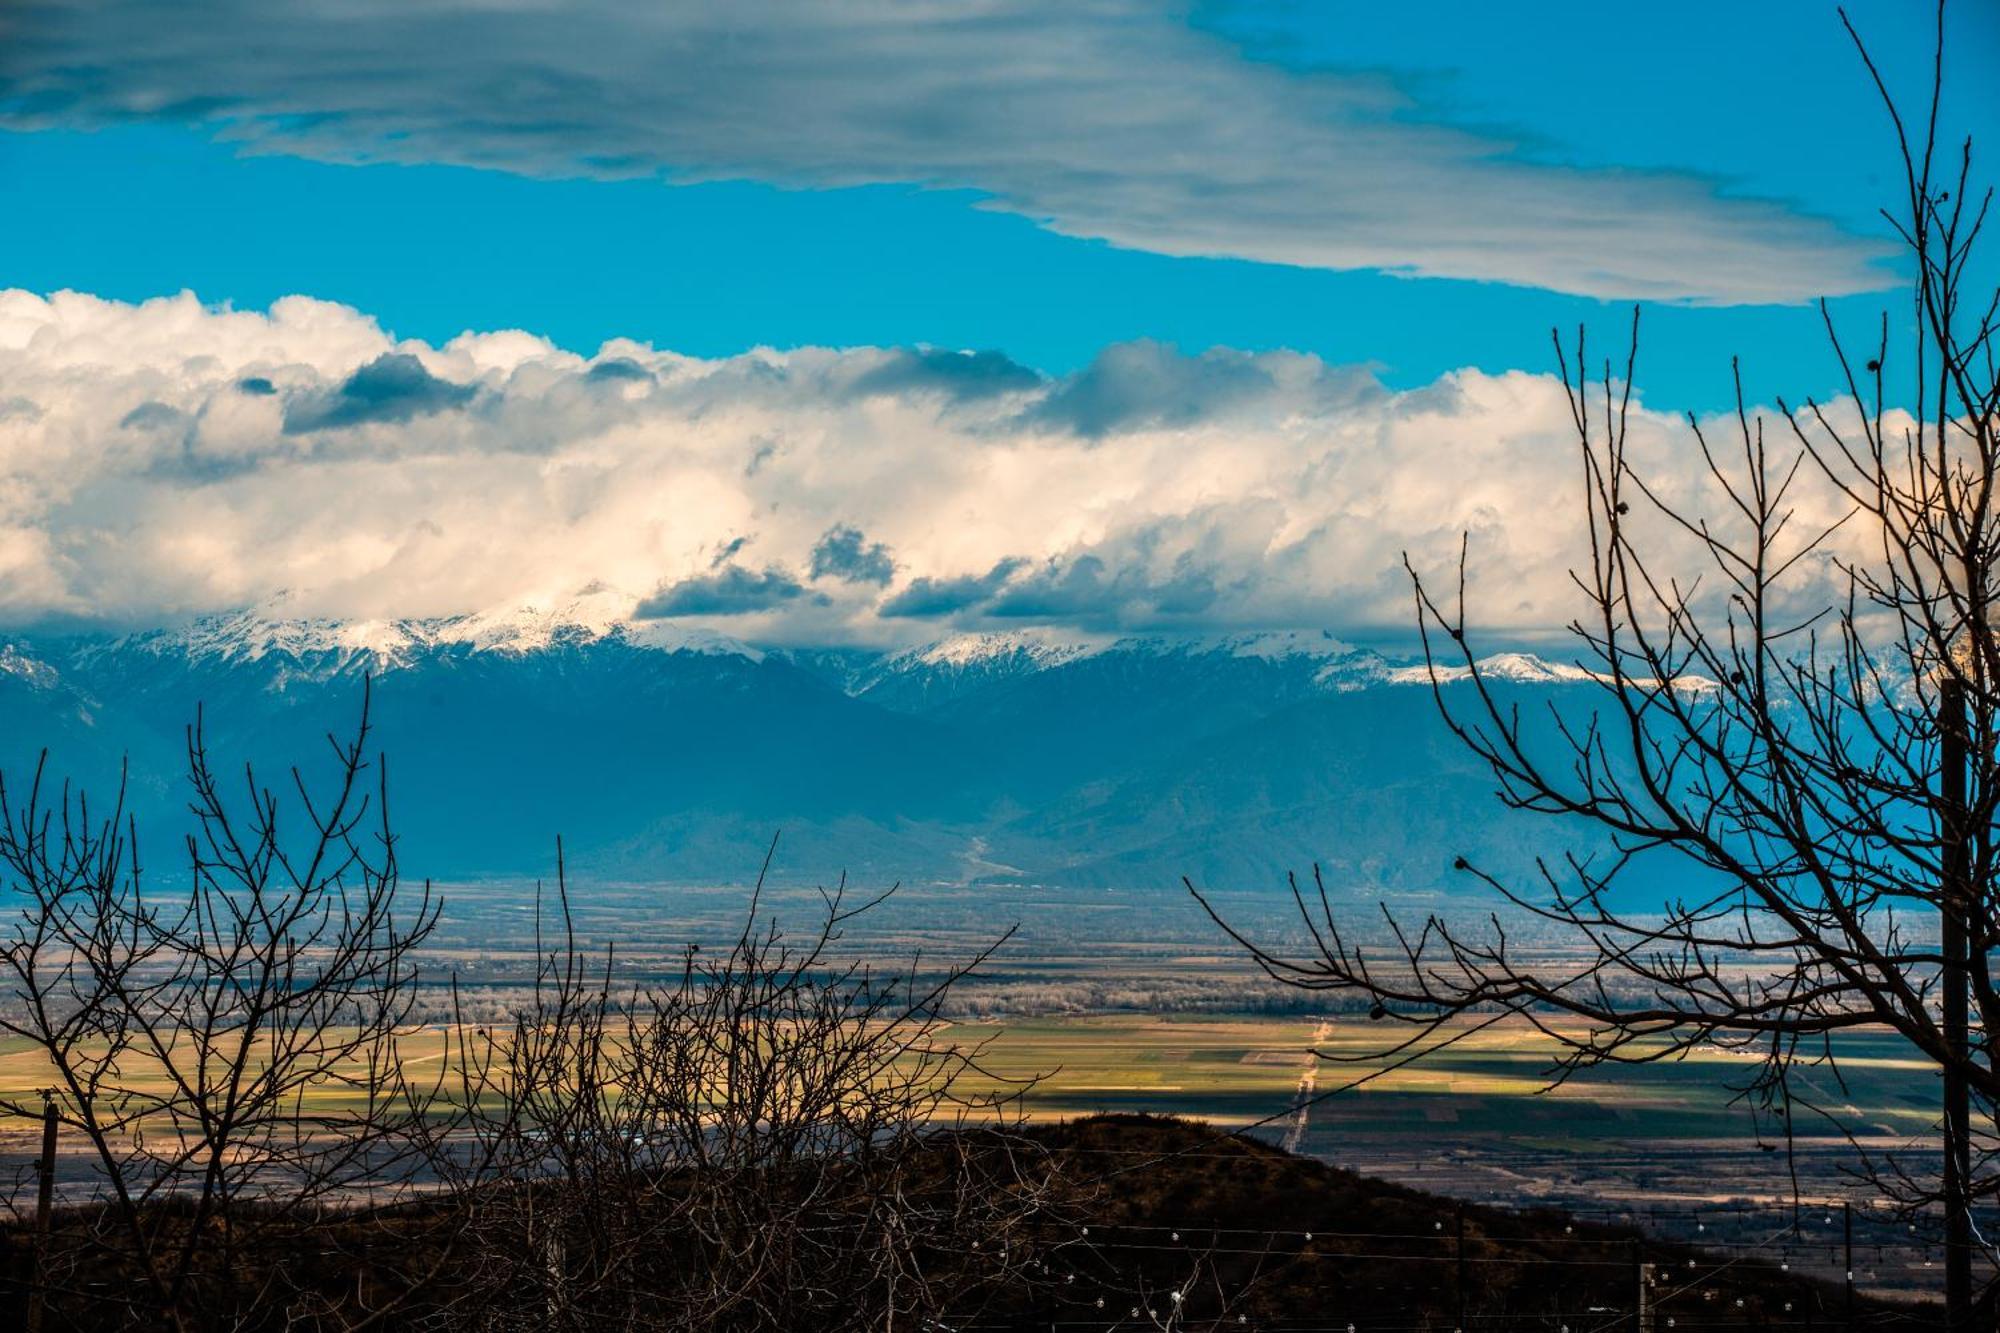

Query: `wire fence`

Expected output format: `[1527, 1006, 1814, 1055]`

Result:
[929, 1196, 1963, 1332]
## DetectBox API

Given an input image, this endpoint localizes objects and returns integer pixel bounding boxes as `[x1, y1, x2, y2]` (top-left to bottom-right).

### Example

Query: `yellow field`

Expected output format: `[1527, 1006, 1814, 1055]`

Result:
[0, 1011, 1941, 1146]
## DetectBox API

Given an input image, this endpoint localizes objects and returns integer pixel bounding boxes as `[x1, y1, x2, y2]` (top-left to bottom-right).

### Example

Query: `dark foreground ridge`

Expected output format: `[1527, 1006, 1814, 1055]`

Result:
[0, 1113, 1935, 1330]
[1020, 1115, 1932, 1329]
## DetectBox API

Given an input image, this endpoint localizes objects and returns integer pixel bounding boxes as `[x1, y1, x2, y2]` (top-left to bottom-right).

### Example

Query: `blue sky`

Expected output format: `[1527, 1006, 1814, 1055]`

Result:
[0, 1, 1994, 639]
[3, 1, 1991, 408]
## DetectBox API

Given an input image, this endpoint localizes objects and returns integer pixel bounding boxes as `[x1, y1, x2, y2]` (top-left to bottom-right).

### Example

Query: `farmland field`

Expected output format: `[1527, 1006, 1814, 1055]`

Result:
[0, 880, 1956, 1298]
[949, 1011, 1949, 1298]
[950, 1011, 1940, 1199]
[0, 877, 1948, 1186]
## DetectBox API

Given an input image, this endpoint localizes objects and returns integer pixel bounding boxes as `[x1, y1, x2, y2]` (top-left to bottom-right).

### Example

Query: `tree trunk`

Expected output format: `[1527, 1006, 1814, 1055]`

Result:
[1943, 678, 1974, 1327]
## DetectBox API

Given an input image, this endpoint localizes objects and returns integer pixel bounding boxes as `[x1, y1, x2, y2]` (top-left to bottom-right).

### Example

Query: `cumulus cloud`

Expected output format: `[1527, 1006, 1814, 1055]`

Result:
[119, 400, 188, 432]
[584, 358, 653, 385]
[283, 352, 475, 433]
[879, 560, 1027, 620]
[1029, 341, 1377, 438]
[636, 565, 813, 618]
[0, 2, 1886, 303]
[846, 349, 1042, 402]
[0, 287, 1866, 643]
[987, 552, 1228, 623]
[809, 526, 896, 585]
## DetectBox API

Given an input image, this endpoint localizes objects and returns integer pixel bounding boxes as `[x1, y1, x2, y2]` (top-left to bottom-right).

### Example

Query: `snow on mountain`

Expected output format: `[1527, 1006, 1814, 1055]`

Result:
[95, 590, 761, 684]
[1386, 652, 1602, 686]
[1150, 630, 1394, 691]
[851, 627, 1111, 710]
[54, 595, 1622, 705]
[0, 642, 61, 690]
[864, 629, 1408, 700]
[792, 629, 1607, 707]
[438, 588, 758, 660]
[878, 634, 1613, 695]
[1205, 629, 1362, 661]
[158, 611, 426, 668]
[0, 608, 1642, 888]
[1386, 651, 1719, 692]
[878, 628, 1382, 690]
[907, 627, 1111, 671]
[79, 612, 429, 694]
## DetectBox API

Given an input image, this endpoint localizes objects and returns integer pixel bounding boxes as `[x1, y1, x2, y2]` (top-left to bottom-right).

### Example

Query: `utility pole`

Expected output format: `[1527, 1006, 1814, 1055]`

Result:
[27, 1093, 57, 1333]
[1941, 677, 1974, 1329]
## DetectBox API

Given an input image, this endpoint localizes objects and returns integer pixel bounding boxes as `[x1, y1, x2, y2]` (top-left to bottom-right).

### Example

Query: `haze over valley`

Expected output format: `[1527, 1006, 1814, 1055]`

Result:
[1, 603, 1611, 893]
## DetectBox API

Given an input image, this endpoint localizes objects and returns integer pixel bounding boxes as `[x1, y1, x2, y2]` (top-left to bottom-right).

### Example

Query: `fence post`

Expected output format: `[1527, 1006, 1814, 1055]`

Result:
[1455, 1202, 1466, 1332]
[27, 1093, 57, 1333]
[1632, 1237, 1653, 1333]
[1842, 1202, 1853, 1332]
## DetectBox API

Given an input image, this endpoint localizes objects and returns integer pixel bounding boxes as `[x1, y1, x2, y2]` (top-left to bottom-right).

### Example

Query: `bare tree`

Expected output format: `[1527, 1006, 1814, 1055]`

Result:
[422, 845, 1066, 1333]
[0, 683, 1084, 1331]
[0, 681, 458, 1330]
[1195, 7, 2000, 1326]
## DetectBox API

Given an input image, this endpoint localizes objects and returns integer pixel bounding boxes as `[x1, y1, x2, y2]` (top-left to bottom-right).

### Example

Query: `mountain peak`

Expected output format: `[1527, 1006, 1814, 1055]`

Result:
[1200, 629, 1366, 661]
[437, 589, 760, 660]
[117, 589, 762, 678]
[1111, 630, 1390, 686]
[907, 628, 1110, 671]
[0, 643, 61, 691]
[1385, 651, 1600, 686]
[146, 610, 424, 670]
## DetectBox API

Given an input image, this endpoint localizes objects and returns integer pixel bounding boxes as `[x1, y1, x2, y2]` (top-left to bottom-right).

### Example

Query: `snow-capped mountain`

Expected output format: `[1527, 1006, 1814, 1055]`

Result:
[0, 642, 61, 690]
[95, 592, 758, 681]
[855, 628, 1112, 711]
[0, 606, 1623, 892]
[906, 627, 1109, 670]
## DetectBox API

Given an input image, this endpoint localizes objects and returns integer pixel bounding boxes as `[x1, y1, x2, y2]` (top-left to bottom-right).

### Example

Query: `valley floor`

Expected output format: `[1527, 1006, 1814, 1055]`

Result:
[0, 1007, 1956, 1304]
[0, 880, 1967, 1307]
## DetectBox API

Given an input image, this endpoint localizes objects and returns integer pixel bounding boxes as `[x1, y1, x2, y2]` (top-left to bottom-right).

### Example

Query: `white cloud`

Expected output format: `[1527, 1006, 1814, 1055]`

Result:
[0, 288, 1862, 643]
[0, 0, 1886, 303]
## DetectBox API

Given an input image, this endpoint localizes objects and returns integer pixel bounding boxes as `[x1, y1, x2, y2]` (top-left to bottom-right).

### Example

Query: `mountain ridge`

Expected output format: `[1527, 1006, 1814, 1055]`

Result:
[0, 607, 1632, 893]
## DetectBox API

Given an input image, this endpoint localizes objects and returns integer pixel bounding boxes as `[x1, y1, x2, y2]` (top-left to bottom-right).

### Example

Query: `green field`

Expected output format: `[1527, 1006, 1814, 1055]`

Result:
[942, 1009, 1947, 1218]
[947, 1011, 1940, 1137]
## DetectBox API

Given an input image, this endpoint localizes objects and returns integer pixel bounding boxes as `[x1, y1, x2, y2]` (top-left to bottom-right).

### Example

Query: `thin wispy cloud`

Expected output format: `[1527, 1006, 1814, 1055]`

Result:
[0, 1, 1887, 303]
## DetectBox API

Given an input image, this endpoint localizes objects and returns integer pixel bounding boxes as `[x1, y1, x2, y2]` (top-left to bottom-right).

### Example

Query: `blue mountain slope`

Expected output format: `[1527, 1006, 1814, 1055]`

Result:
[0, 615, 1650, 896]
[983, 682, 1615, 894]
